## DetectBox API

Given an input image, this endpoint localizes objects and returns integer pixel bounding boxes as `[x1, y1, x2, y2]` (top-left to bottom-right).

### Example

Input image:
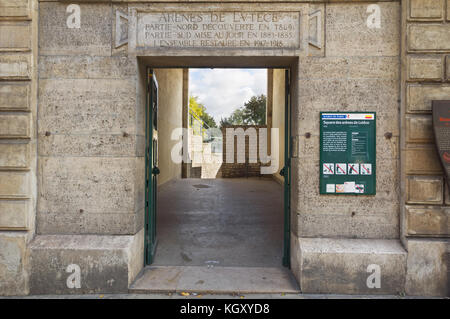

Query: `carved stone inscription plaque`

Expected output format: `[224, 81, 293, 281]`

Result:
[432, 100, 450, 189]
[136, 11, 300, 49]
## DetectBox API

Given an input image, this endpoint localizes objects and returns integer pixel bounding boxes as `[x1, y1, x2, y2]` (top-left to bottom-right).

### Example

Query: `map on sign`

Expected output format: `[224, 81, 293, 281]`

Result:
[319, 112, 376, 195]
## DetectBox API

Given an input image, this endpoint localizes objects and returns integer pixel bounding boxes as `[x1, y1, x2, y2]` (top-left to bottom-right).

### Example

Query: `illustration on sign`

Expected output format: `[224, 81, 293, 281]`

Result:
[320, 112, 376, 195]
[432, 100, 450, 190]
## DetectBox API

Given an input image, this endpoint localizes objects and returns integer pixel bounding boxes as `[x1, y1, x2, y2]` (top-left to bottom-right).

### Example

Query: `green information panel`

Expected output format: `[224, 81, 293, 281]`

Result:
[320, 112, 376, 195]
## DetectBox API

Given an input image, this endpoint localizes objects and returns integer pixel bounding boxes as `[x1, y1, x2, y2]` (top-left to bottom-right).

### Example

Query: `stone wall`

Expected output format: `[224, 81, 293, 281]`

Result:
[0, 0, 37, 296]
[271, 69, 286, 184]
[401, 0, 450, 296]
[154, 68, 183, 186]
[28, 1, 145, 295]
[0, 0, 449, 296]
[37, 2, 144, 235]
[293, 1, 401, 239]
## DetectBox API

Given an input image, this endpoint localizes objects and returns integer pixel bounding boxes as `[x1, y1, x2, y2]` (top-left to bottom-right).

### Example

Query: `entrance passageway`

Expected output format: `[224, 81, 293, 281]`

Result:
[153, 178, 283, 267]
[130, 178, 300, 294]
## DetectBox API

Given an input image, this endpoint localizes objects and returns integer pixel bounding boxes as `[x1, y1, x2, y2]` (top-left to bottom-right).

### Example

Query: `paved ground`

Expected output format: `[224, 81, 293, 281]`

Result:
[154, 178, 284, 267]
[137, 178, 290, 294]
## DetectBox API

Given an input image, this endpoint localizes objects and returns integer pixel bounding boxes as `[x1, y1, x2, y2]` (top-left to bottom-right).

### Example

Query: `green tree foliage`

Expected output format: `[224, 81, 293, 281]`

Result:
[220, 94, 266, 128]
[220, 108, 244, 127]
[189, 96, 217, 128]
[242, 94, 266, 125]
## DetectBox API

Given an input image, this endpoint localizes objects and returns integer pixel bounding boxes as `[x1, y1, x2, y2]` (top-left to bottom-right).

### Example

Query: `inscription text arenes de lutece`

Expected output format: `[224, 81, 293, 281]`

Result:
[136, 12, 300, 49]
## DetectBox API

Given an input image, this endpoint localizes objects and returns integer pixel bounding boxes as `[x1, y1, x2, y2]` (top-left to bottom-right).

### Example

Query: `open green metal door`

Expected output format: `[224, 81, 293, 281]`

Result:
[282, 69, 291, 268]
[145, 68, 159, 265]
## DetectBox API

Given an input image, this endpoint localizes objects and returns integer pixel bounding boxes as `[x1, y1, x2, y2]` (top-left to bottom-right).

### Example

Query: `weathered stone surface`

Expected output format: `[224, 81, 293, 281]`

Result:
[0, 83, 30, 111]
[405, 239, 448, 296]
[291, 158, 399, 239]
[39, 2, 112, 56]
[290, 233, 300, 283]
[0, 54, 30, 79]
[137, 11, 300, 49]
[407, 55, 443, 81]
[406, 176, 444, 205]
[296, 134, 399, 162]
[326, 3, 400, 57]
[295, 209, 400, 240]
[29, 230, 144, 294]
[409, 0, 445, 20]
[0, 0, 29, 18]
[39, 79, 136, 135]
[0, 171, 29, 199]
[308, 4, 324, 57]
[0, 143, 29, 168]
[376, 134, 399, 159]
[0, 232, 29, 296]
[407, 84, 450, 113]
[298, 79, 399, 118]
[0, 23, 31, 50]
[405, 114, 433, 143]
[448, 0, 450, 21]
[293, 238, 406, 295]
[38, 133, 138, 157]
[446, 183, 450, 206]
[408, 24, 450, 52]
[406, 206, 449, 236]
[0, 200, 29, 230]
[39, 56, 136, 79]
[404, 146, 443, 175]
[296, 58, 400, 141]
[38, 157, 139, 215]
[38, 156, 144, 235]
[0, 114, 30, 138]
[127, 3, 311, 55]
[37, 210, 144, 236]
[446, 55, 450, 81]
[298, 56, 399, 80]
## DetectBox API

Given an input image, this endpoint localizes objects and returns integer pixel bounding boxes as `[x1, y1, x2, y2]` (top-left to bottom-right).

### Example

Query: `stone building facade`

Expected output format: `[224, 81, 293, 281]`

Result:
[0, 0, 449, 296]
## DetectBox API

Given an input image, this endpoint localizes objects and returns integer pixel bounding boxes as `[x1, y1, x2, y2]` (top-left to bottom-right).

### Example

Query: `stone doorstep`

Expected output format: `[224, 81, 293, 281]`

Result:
[29, 231, 144, 295]
[294, 238, 408, 295]
[20, 235, 447, 296]
[129, 266, 300, 295]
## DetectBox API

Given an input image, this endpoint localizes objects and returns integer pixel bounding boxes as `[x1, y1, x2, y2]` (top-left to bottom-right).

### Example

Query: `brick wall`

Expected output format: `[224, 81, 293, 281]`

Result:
[221, 125, 267, 178]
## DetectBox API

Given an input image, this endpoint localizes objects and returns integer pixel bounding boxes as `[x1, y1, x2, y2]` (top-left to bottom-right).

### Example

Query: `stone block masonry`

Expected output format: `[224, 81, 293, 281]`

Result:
[0, 0, 37, 296]
[0, 0, 449, 297]
[402, 0, 450, 296]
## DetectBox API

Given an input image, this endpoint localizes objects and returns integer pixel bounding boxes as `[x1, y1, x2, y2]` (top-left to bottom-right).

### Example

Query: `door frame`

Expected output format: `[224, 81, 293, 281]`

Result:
[283, 69, 291, 268]
[144, 68, 159, 265]
[143, 64, 293, 268]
